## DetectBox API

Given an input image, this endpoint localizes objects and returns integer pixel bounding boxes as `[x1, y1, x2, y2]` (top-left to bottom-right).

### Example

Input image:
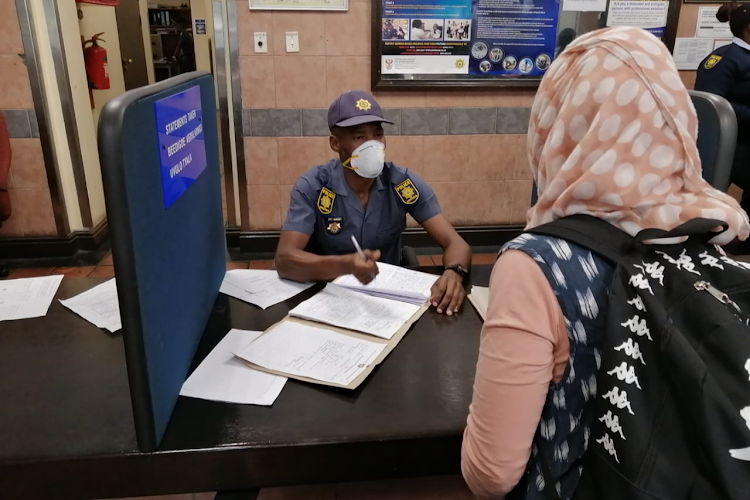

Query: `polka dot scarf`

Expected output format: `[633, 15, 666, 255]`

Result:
[526, 27, 750, 244]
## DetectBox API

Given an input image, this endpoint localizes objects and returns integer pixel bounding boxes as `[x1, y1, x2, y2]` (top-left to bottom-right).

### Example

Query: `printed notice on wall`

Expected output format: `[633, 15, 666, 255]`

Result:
[607, 0, 669, 33]
[696, 6, 733, 39]
[672, 38, 714, 71]
[563, 0, 606, 13]
[154, 85, 208, 209]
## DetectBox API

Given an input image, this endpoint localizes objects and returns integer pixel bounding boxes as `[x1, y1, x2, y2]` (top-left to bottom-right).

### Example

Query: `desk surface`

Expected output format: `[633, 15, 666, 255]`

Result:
[0, 265, 491, 500]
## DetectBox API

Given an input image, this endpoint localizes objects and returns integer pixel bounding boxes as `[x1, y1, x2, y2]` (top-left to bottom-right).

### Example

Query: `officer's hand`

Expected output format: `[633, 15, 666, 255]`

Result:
[350, 250, 381, 285]
[430, 270, 465, 316]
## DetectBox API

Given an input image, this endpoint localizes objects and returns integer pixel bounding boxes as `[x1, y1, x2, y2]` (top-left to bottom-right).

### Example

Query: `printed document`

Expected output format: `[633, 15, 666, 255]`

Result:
[289, 283, 420, 339]
[0, 275, 63, 321]
[220, 269, 314, 309]
[60, 278, 122, 333]
[333, 262, 439, 305]
[237, 322, 386, 386]
[468, 285, 489, 321]
[180, 329, 287, 405]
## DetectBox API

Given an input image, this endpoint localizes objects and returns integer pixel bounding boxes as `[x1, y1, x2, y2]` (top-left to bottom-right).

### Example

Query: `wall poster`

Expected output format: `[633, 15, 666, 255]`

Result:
[373, 0, 680, 89]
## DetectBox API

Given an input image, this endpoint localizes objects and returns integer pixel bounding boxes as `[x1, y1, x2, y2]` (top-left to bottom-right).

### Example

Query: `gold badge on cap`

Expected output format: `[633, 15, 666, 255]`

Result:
[326, 217, 342, 234]
[355, 99, 372, 111]
[317, 187, 335, 214]
[705, 55, 722, 69]
[395, 179, 419, 205]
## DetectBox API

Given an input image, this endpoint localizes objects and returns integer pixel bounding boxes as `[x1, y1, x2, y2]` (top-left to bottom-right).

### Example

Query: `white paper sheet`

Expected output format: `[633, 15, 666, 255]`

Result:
[607, 0, 669, 29]
[60, 278, 122, 332]
[563, 0, 606, 12]
[672, 38, 715, 70]
[237, 322, 386, 386]
[695, 6, 733, 39]
[289, 283, 420, 339]
[220, 269, 314, 309]
[714, 39, 732, 50]
[333, 263, 439, 305]
[0, 275, 63, 321]
[180, 329, 287, 405]
[468, 285, 489, 322]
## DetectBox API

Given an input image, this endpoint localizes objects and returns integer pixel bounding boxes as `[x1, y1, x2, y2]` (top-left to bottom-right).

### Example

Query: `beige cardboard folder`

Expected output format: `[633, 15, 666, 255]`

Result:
[239, 302, 430, 390]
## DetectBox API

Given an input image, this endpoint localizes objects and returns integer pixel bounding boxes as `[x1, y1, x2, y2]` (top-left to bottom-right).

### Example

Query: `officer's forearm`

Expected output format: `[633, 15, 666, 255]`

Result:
[275, 249, 353, 283]
[441, 237, 472, 270]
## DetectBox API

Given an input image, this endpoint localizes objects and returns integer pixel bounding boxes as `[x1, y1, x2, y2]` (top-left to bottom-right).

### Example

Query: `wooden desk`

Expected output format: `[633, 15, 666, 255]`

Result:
[0, 266, 491, 500]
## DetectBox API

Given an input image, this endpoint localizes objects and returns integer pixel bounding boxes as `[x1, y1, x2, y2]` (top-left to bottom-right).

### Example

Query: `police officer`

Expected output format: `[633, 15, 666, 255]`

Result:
[275, 91, 472, 315]
[696, 2, 750, 216]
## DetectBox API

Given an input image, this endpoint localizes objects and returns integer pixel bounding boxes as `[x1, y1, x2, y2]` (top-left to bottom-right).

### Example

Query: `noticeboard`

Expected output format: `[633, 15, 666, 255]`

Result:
[372, 0, 680, 90]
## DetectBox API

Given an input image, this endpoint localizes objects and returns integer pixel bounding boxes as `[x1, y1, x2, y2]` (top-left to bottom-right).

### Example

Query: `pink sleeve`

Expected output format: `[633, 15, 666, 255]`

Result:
[461, 250, 569, 499]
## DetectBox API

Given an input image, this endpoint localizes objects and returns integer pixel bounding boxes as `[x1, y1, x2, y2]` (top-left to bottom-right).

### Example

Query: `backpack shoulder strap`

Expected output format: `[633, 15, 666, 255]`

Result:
[525, 215, 633, 266]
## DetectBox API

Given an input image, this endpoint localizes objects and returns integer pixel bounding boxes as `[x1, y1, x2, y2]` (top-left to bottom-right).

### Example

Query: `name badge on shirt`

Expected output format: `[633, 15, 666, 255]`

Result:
[395, 179, 419, 205]
[326, 217, 342, 234]
[317, 187, 335, 214]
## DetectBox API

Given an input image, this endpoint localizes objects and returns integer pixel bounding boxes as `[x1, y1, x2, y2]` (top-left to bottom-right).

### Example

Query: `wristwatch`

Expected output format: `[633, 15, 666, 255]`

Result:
[445, 264, 469, 279]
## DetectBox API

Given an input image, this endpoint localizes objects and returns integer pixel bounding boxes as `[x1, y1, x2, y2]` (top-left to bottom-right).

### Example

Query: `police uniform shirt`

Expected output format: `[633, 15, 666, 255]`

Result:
[696, 37, 750, 144]
[283, 160, 441, 265]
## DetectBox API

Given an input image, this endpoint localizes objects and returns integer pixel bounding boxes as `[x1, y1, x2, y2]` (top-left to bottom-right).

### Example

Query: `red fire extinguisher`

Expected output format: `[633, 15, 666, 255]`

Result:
[83, 33, 110, 90]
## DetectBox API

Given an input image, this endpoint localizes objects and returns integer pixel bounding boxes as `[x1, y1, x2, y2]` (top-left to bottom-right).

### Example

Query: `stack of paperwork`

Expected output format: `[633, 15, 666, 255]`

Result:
[332, 262, 439, 305]
[467, 285, 489, 322]
[60, 278, 122, 333]
[0, 275, 63, 321]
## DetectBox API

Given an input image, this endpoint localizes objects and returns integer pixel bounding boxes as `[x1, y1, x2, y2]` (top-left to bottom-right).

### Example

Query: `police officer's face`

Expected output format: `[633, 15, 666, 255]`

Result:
[330, 123, 386, 162]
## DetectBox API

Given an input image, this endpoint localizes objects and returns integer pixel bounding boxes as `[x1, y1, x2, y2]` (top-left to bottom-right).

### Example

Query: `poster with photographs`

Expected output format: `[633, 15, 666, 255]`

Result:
[379, 0, 560, 78]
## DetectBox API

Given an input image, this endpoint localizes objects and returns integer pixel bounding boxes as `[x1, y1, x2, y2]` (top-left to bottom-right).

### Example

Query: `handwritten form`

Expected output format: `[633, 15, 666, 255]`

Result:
[60, 279, 122, 333]
[180, 329, 287, 405]
[333, 263, 439, 305]
[0, 275, 63, 321]
[220, 269, 314, 309]
[237, 322, 386, 386]
[289, 283, 420, 339]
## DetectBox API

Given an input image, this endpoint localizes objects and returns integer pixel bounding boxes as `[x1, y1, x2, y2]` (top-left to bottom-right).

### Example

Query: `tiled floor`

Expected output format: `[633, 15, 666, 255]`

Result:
[7, 253, 497, 279]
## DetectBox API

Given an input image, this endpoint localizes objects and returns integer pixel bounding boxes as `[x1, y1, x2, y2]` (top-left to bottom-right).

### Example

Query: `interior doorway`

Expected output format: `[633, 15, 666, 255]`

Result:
[114, 1, 150, 90]
[145, 1, 196, 82]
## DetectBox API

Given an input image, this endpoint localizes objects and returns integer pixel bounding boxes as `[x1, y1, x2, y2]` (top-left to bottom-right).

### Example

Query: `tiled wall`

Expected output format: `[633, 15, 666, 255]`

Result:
[0, 1, 56, 238]
[235, 0, 536, 231]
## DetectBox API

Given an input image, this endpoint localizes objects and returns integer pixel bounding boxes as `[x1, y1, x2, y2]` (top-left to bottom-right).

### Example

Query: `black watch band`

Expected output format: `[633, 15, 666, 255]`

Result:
[445, 264, 469, 279]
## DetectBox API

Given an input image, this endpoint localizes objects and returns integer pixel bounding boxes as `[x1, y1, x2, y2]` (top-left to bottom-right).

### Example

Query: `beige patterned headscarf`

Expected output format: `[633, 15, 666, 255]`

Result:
[526, 27, 750, 244]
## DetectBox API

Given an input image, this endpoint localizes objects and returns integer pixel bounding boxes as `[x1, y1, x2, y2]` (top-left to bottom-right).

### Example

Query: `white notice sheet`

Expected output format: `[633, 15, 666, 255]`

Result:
[0, 275, 63, 321]
[563, 0, 606, 13]
[607, 0, 669, 29]
[220, 269, 314, 309]
[333, 262, 439, 305]
[672, 38, 714, 70]
[60, 278, 122, 332]
[180, 329, 287, 405]
[237, 322, 386, 386]
[695, 6, 733, 39]
[289, 283, 420, 339]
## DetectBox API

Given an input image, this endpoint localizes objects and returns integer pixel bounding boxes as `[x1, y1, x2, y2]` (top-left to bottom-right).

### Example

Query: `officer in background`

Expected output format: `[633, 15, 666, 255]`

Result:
[696, 2, 750, 217]
[275, 91, 472, 315]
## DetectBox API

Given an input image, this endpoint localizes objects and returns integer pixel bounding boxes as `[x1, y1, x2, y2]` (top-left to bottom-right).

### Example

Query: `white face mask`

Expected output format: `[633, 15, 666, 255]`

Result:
[344, 140, 385, 179]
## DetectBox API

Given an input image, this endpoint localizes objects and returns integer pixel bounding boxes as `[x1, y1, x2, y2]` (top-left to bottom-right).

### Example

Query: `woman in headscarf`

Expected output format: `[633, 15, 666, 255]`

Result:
[461, 26, 750, 500]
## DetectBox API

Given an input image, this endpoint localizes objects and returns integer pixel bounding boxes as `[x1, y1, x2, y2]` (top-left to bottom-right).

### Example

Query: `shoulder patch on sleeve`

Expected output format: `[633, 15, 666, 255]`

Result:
[317, 187, 335, 214]
[395, 178, 420, 205]
[705, 55, 722, 69]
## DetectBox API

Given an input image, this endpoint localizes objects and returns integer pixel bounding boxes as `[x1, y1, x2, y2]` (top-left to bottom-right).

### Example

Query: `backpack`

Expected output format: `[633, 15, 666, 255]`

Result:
[526, 214, 750, 500]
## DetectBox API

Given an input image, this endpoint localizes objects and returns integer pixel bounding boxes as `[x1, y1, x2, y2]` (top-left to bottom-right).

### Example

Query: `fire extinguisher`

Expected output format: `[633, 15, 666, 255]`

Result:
[83, 33, 110, 90]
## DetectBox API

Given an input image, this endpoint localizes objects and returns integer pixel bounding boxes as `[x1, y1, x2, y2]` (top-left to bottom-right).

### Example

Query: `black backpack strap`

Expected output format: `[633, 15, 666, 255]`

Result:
[634, 218, 728, 243]
[526, 215, 632, 266]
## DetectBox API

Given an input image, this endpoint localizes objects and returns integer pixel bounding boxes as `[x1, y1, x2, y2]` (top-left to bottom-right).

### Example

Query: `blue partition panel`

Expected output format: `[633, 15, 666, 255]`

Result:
[98, 72, 226, 451]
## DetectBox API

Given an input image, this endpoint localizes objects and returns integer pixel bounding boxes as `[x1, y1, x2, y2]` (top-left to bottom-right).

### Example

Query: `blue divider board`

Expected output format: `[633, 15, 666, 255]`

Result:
[98, 73, 226, 452]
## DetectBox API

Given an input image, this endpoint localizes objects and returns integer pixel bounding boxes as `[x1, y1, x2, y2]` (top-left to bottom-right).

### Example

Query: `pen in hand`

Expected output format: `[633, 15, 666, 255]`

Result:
[351, 235, 367, 260]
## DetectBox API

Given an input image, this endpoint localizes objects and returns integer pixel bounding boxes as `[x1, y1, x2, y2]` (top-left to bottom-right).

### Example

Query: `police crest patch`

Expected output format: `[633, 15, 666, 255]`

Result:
[705, 55, 722, 69]
[395, 179, 419, 205]
[317, 187, 335, 214]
